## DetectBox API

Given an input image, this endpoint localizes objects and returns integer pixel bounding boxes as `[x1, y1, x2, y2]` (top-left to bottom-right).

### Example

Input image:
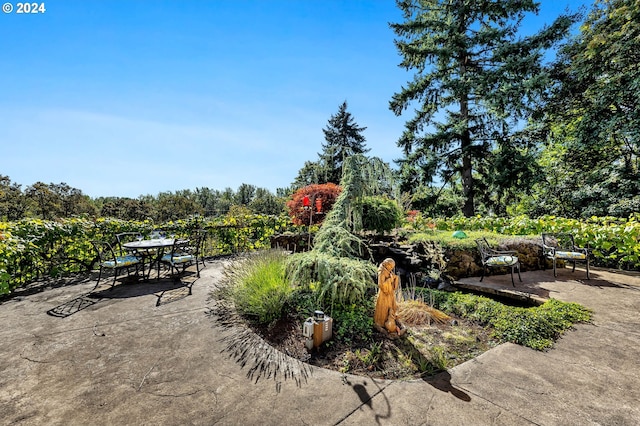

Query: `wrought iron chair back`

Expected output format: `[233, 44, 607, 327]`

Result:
[91, 240, 141, 289]
[541, 233, 590, 279]
[161, 238, 200, 279]
[189, 228, 207, 270]
[475, 237, 522, 287]
[115, 232, 142, 256]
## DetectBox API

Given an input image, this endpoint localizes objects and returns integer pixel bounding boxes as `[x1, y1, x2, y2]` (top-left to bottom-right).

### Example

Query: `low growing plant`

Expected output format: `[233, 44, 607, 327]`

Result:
[287, 285, 320, 321]
[417, 288, 592, 350]
[331, 299, 375, 345]
[408, 230, 508, 250]
[428, 345, 449, 371]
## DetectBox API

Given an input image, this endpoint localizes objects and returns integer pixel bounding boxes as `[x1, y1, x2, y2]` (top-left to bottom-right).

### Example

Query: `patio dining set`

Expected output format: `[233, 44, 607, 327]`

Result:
[90, 229, 206, 289]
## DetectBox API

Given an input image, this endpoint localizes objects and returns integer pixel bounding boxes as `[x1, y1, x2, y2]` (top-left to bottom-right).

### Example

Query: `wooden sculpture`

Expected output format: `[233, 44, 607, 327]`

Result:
[374, 258, 405, 336]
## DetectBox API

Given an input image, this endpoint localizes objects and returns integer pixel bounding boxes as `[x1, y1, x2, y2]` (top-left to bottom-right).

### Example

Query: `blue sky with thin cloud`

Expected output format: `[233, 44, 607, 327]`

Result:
[1, 0, 591, 198]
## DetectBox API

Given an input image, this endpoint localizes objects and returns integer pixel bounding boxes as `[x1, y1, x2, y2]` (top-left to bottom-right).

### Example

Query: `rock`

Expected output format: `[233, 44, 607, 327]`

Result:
[445, 249, 482, 278]
[437, 275, 457, 291]
[408, 257, 423, 267]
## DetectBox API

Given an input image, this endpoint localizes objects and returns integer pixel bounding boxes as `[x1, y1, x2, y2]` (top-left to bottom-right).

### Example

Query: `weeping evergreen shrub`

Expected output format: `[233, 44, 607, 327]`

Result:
[285, 251, 376, 306]
[285, 155, 395, 310]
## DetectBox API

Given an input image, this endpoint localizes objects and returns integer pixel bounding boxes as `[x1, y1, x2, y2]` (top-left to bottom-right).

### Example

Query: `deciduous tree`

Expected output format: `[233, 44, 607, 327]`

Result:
[155, 190, 203, 222]
[540, 0, 640, 217]
[286, 183, 341, 226]
[25, 182, 61, 219]
[249, 187, 285, 216]
[0, 175, 27, 220]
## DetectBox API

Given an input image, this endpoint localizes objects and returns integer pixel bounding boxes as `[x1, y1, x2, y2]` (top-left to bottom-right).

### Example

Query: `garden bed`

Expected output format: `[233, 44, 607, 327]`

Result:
[220, 247, 592, 381]
[248, 311, 498, 380]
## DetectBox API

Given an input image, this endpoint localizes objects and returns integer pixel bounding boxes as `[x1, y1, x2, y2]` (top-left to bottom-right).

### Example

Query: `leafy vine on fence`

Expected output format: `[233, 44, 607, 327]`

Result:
[2, 212, 639, 296]
[0, 212, 294, 296]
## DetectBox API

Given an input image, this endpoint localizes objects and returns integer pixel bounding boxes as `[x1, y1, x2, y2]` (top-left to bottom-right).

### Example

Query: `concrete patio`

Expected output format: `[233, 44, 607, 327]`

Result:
[1, 259, 639, 425]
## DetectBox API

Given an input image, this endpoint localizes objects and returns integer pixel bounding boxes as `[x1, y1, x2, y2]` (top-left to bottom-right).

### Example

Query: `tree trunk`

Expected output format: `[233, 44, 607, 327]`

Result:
[459, 60, 474, 216]
[461, 133, 474, 217]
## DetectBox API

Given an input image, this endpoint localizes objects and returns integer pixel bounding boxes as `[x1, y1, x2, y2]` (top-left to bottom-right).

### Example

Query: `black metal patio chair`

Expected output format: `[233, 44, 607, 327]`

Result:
[91, 240, 141, 289]
[542, 233, 590, 279]
[160, 237, 201, 279]
[188, 228, 207, 271]
[475, 237, 522, 287]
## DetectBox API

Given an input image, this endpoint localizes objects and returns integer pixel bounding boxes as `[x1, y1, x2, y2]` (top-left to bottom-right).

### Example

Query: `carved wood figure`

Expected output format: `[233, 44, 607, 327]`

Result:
[374, 258, 405, 336]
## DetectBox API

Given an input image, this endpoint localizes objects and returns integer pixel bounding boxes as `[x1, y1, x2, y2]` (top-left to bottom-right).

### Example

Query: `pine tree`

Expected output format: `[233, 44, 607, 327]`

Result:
[319, 101, 370, 184]
[389, 0, 577, 217]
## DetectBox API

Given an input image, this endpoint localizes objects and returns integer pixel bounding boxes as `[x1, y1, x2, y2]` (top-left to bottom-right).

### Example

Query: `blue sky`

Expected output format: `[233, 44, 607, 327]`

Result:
[1, 0, 591, 198]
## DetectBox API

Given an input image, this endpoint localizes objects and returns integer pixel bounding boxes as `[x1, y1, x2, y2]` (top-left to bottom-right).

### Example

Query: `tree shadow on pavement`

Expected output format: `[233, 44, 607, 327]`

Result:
[339, 376, 392, 425]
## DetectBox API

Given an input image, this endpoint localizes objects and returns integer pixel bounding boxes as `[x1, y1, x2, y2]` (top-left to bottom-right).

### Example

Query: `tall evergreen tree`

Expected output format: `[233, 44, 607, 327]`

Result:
[291, 160, 324, 190]
[319, 101, 370, 184]
[291, 101, 370, 188]
[389, 0, 576, 216]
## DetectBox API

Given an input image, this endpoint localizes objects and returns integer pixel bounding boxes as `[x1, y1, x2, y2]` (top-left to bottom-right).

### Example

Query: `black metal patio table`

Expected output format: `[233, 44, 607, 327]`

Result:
[123, 238, 175, 280]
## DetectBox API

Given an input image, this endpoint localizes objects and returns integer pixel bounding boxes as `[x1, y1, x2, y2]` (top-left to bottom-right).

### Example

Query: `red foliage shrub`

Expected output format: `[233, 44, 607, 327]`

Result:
[287, 183, 342, 226]
[406, 210, 420, 223]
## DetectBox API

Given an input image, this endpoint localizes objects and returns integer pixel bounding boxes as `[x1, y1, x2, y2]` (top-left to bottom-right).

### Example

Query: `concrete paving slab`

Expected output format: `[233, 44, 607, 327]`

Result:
[340, 375, 534, 425]
[1, 261, 639, 425]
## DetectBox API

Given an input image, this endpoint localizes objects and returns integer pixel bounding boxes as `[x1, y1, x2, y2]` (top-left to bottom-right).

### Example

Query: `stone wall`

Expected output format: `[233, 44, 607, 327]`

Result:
[271, 233, 550, 281]
[366, 236, 550, 282]
[445, 238, 546, 279]
[270, 232, 314, 253]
